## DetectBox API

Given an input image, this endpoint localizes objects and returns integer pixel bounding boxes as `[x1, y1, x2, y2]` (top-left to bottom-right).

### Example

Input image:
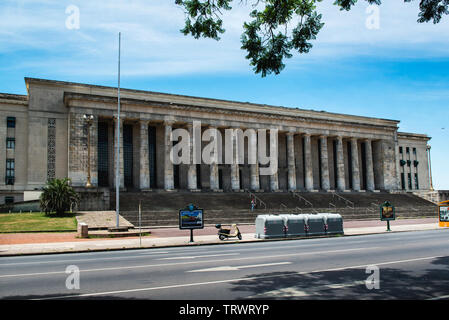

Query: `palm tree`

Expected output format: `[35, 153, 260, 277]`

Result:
[40, 178, 80, 216]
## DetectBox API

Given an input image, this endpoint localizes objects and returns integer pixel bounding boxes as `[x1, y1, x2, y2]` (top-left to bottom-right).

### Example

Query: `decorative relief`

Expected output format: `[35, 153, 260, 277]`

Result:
[47, 118, 56, 181]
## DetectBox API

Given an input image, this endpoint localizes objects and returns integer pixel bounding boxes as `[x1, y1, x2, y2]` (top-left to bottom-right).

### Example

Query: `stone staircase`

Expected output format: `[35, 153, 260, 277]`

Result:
[112, 191, 437, 227]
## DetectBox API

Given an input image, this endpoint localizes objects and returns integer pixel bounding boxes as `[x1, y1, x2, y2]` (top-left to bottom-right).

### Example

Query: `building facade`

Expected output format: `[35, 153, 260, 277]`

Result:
[0, 78, 432, 204]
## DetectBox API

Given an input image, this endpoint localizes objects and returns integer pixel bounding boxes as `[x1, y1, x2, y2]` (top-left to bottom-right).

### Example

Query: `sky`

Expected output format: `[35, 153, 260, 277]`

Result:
[0, 0, 448, 189]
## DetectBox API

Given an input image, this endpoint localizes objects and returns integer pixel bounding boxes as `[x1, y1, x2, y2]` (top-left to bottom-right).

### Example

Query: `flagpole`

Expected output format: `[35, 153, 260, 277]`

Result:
[116, 32, 121, 228]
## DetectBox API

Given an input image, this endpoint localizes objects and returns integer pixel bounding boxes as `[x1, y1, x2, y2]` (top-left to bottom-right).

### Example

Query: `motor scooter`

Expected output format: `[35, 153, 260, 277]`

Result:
[215, 224, 242, 241]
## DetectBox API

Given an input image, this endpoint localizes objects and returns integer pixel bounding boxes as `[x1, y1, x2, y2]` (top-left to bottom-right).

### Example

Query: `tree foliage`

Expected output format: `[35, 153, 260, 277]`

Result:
[175, 0, 449, 76]
[40, 178, 80, 216]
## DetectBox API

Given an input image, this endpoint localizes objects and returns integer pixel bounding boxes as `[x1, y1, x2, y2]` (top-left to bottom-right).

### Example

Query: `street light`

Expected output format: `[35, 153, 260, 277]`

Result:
[84, 114, 94, 188]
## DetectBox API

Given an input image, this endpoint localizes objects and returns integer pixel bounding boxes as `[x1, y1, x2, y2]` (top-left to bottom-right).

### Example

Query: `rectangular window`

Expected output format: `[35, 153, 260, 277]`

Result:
[5, 159, 15, 185]
[6, 137, 15, 149]
[401, 173, 405, 190]
[413, 148, 417, 156]
[406, 147, 410, 154]
[4, 196, 14, 204]
[408, 173, 412, 189]
[399, 146, 403, 154]
[415, 173, 419, 190]
[7, 117, 16, 128]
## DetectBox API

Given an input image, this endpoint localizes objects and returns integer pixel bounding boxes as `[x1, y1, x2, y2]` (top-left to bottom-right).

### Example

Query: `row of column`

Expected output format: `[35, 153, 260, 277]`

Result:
[161, 122, 376, 192]
[109, 119, 376, 192]
[287, 134, 375, 192]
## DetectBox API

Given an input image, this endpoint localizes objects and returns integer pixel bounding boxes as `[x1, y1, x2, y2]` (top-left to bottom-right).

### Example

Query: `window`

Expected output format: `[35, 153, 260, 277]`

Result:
[6, 137, 15, 149]
[406, 147, 410, 154]
[4, 196, 14, 204]
[7, 117, 16, 128]
[5, 159, 15, 185]
[408, 173, 412, 189]
[415, 173, 419, 190]
[413, 148, 417, 156]
[399, 146, 403, 154]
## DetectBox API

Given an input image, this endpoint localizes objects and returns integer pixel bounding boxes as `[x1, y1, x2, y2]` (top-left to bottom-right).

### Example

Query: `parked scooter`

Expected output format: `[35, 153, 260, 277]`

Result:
[215, 224, 242, 241]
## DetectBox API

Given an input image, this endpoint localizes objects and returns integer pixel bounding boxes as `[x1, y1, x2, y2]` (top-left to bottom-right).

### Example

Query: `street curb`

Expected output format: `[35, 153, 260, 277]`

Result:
[0, 226, 444, 257]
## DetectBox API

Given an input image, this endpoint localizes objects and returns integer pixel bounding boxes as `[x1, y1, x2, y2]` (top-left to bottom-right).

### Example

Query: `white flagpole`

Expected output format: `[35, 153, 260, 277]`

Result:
[116, 32, 121, 228]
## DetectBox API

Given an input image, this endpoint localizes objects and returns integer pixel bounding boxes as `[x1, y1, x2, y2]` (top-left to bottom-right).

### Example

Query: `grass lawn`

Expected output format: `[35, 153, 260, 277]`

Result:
[0, 212, 77, 233]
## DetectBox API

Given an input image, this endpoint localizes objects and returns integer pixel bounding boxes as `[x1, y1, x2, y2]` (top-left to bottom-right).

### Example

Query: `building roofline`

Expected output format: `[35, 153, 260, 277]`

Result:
[398, 131, 431, 141]
[25, 77, 401, 126]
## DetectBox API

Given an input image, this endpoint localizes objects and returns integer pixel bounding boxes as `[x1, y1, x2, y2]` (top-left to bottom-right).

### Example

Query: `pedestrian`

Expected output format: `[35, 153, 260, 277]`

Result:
[251, 198, 255, 212]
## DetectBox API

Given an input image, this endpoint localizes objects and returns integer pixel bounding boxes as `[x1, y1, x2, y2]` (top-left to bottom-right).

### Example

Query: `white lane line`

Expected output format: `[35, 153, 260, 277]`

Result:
[0, 247, 378, 278]
[34, 254, 444, 300]
[187, 262, 291, 272]
[158, 253, 239, 260]
[0, 252, 170, 267]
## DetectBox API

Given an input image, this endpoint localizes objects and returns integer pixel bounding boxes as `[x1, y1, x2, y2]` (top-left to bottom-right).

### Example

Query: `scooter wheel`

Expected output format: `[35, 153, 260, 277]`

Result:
[238, 234, 242, 240]
[219, 234, 226, 241]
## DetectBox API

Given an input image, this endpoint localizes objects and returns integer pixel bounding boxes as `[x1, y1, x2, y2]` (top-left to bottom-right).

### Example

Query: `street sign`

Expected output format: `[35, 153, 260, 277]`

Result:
[380, 201, 395, 232]
[438, 200, 449, 228]
[380, 201, 395, 221]
[179, 204, 204, 242]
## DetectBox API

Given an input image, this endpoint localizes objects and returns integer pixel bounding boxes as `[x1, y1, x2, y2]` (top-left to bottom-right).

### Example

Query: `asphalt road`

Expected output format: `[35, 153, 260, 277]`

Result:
[0, 229, 448, 300]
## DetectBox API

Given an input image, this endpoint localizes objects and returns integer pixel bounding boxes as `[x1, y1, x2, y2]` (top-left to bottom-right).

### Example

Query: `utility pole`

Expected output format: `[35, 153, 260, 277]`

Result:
[116, 32, 121, 228]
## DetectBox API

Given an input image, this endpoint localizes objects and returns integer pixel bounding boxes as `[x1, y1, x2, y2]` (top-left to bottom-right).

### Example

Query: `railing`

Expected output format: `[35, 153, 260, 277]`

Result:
[291, 191, 318, 213]
[332, 193, 354, 209]
[246, 189, 267, 211]
[280, 203, 288, 212]
[292, 192, 313, 207]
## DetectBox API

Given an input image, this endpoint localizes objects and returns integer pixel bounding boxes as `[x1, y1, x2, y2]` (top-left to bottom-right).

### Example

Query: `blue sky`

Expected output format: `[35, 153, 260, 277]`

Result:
[1, 0, 448, 189]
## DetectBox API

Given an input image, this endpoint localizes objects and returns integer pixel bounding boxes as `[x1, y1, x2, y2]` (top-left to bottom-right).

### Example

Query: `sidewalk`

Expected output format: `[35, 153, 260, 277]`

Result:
[0, 217, 441, 256]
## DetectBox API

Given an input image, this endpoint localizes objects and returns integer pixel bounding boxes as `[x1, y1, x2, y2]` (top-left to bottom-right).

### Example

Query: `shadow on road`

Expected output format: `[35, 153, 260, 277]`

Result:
[231, 256, 449, 300]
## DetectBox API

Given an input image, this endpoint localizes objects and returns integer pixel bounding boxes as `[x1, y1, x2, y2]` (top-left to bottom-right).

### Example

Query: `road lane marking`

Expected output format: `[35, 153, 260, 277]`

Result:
[157, 253, 239, 260]
[187, 262, 291, 272]
[33, 254, 445, 300]
[0, 252, 170, 267]
[0, 247, 378, 278]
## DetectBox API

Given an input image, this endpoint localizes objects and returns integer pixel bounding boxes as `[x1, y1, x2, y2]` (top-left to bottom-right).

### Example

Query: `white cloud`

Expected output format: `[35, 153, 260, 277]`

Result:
[0, 0, 448, 76]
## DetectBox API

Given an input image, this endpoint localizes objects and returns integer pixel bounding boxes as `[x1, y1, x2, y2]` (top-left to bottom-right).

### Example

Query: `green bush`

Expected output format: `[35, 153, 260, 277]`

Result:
[40, 178, 80, 216]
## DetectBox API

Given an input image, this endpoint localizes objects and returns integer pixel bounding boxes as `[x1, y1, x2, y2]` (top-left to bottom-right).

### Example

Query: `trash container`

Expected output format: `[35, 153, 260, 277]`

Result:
[305, 214, 325, 236]
[255, 215, 286, 239]
[280, 214, 307, 237]
[322, 213, 344, 235]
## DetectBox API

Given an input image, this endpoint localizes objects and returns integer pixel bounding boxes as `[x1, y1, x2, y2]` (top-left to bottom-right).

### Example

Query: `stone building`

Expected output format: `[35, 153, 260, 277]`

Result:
[0, 77, 432, 204]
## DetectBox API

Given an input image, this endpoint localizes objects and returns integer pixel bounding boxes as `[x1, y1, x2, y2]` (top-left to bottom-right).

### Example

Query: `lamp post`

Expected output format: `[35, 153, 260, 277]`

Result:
[426, 144, 434, 191]
[84, 114, 94, 188]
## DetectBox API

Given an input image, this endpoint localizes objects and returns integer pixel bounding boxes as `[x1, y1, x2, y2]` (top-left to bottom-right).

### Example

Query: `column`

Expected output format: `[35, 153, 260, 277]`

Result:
[351, 138, 361, 191]
[250, 130, 260, 191]
[304, 134, 313, 191]
[335, 136, 346, 191]
[113, 116, 125, 189]
[139, 120, 150, 190]
[209, 125, 220, 191]
[364, 139, 375, 191]
[286, 132, 297, 191]
[230, 127, 241, 191]
[320, 135, 330, 191]
[164, 121, 174, 190]
[186, 123, 198, 191]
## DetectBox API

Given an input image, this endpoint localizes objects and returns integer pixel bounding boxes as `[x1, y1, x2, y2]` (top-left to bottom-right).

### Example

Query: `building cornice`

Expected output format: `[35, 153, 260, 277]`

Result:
[63, 91, 399, 132]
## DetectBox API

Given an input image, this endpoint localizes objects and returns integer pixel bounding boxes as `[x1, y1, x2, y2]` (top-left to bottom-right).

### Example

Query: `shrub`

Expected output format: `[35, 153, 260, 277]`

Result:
[40, 178, 80, 216]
